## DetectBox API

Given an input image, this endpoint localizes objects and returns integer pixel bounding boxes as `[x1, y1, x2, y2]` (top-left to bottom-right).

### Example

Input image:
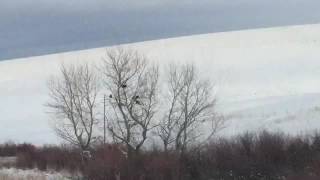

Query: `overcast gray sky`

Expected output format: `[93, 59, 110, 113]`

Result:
[1, 0, 320, 60]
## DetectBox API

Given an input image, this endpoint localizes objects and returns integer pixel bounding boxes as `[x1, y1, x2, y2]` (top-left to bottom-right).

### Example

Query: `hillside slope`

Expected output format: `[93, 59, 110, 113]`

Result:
[1, 24, 320, 144]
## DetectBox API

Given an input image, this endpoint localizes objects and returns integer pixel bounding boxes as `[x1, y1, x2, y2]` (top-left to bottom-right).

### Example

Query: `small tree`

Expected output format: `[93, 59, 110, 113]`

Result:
[102, 48, 159, 157]
[46, 63, 100, 151]
[158, 63, 223, 154]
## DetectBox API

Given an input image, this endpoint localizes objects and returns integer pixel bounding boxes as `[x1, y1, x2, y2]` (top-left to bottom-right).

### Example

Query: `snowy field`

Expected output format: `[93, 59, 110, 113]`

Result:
[1, 24, 320, 144]
[0, 168, 71, 180]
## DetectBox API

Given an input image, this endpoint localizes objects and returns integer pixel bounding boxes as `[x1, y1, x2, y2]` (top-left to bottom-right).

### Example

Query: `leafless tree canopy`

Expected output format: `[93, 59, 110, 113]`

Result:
[158, 63, 223, 153]
[46, 49, 224, 155]
[101, 49, 159, 154]
[47, 64, 100, 150]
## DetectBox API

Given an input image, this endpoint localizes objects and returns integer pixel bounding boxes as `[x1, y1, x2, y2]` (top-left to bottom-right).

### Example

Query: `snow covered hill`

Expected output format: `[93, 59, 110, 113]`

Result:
[1, 24, 320, 144]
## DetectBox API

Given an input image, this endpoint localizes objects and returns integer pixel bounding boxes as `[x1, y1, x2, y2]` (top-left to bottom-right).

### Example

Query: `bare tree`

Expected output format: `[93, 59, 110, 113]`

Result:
[157, 64, 185, 152]
[158, 63, 224, 154]
[47, 63, 100, 151]
[101, 48, 159, 156]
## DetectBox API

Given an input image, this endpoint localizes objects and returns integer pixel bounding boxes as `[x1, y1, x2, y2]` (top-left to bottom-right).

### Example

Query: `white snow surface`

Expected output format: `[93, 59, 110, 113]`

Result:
[1, 24, 320, 144]
[0, 168, 70, 180]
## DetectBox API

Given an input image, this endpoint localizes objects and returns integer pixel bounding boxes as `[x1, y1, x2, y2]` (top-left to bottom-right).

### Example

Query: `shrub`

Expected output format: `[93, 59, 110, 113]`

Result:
[8, 131, 320, 180]
[82, 144, 126, 180]
[0, 142, 17, 157]
[16, 143, 37, 169]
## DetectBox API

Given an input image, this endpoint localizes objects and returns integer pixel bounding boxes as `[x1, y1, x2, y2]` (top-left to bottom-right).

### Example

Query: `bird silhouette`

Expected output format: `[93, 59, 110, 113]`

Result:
[121, 84, 127, 88]
[135, 100, 141, 105]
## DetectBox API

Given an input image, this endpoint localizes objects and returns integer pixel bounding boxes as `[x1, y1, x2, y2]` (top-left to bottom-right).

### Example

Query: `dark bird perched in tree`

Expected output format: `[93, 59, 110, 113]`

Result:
[121, 84, 127, 88]
[109, 94, 113, 98]
[135, 100, 141, 105]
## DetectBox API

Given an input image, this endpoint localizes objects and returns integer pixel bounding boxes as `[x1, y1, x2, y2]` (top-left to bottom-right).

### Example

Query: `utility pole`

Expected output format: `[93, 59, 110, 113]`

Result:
[103, 94, 106, 145]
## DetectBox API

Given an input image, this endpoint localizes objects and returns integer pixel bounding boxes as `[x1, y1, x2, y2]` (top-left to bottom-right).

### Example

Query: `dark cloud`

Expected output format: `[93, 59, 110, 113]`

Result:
[1, 0, 320, 60]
